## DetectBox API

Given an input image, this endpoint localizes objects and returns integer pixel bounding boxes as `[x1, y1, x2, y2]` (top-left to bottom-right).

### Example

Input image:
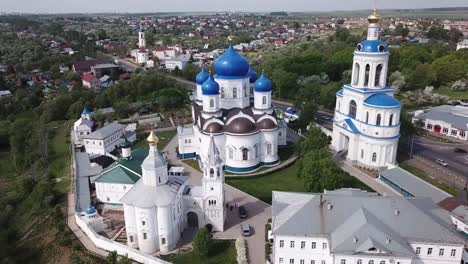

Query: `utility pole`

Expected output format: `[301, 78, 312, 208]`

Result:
[409, 135, 414, 158]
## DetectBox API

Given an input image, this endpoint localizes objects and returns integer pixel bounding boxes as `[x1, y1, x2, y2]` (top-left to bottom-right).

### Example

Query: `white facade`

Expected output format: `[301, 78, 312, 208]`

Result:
[457, 39, 468, 50]
[271, 189, 466, 264]
[73, 109, 93, 146]
[138, 28, 146, 49]
[331, 11, 401, 169]
[164, 55, 190, 70]
[93, 132, 227, 254]
[413, 105, 468, 141]
[136, 50, 149, 64]
[82, 122, 126, 156]
[178, 46, 287, 174]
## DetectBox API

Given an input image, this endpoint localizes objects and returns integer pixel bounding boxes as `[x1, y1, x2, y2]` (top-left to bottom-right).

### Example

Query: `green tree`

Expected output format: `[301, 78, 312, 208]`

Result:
[193, 227, 212, 257]
[407, 63, 436, 90]
[432, 55, 465, 85]
[106, 251, 118, 264]
[394, 24, 409, 37]
[295, 127, 330, 157]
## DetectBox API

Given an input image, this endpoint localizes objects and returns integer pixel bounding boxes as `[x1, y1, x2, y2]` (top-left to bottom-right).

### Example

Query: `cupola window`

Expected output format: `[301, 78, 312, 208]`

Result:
[209, 99, 214, 108]
[242, 148, 249, 161]
[375, 64, 383, 87]
[389, 114, 393, 126]
[364, 64, 370, 87]
[233, 87, 238, 98]
[376, 114, 382, 126]
[262, 96, 267, 105]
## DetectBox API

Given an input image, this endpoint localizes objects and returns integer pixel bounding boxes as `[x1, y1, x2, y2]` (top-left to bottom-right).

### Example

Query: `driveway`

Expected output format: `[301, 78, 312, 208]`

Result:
[163, 136, 271, 264]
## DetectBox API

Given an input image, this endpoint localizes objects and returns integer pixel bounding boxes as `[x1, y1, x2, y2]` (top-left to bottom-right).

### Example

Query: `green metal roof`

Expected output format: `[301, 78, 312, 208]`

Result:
[95, 165, 140, 184]
[118, 149, 148, 175]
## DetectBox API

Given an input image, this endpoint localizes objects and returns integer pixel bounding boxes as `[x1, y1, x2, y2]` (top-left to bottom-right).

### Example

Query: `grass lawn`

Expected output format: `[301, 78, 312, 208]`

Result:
[133, 129, 177, 150]
[48, 121, 73, 193]
[400, 163, 459, 196]
[161, 240, 236, 264]
[436, 87, 468, 100]
[183, 159, 202, 172]
[227, 162, 304, 204]
[227, 159, 373, 204]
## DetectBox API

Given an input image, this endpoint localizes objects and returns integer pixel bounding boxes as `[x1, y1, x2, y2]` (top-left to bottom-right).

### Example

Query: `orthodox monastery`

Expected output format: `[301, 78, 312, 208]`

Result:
[177, 43, 287, 173]
[93, 131, 226, 254]
[332, 10, 401, 169]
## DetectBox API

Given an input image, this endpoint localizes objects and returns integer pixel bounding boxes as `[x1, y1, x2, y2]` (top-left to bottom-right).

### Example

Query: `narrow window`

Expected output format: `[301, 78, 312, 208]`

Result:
[301, 241, 305, 249]
[143, 232, 147, 239]
[279, 240, 284, 248]
[322, 242, 327, 250]
[451, 249, 456, 256]
[372, 152, 377, 162]
[242, 148, 248, 161]
[129, 235, 134, 243]
[209, 99, 214, 108]
[376, 114, 381, 126]
[416, 247, 421, 255]
[290, 241, 295, 248]
[353, 63, 360, 85]
[361, 149, 364, 159]
[364, 64, 370, 86]
[389, 114, 393, 126]
[366, 112, 369, 123]
[439, 249, 444, 256]
[357, 260, 362, 264]
[233, 87, 237, 98]
[161, 237, 166, 245]
[311, 242, 316, 249]
[229, 147, 233, 159]
[262, 96, 267, 105]
[266, 143, 272, 155]
[427, 248, 432, 255]
[375, 64, 383, 87]
[210, 168, 214, 178]
[349, 100, 357, 118]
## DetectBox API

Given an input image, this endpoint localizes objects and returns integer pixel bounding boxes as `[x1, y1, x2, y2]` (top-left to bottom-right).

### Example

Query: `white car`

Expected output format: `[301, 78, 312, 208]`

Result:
[241, 224, 251, 236]
[435, 159, 448, 167]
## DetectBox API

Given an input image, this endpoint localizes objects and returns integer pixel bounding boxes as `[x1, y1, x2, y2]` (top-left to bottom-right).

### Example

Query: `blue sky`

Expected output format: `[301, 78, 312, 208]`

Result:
[2, 0, 468, 13]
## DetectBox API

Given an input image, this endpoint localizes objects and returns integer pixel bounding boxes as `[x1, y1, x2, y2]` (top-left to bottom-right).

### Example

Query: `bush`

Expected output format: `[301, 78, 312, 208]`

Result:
[235, 237, 248, 264]
[205, 223, 213, 233]
[193, 228, 212, 257]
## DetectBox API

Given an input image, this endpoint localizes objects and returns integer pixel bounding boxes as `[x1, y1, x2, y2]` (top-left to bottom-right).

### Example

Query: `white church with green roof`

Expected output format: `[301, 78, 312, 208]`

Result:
[93, 131, 226, 254]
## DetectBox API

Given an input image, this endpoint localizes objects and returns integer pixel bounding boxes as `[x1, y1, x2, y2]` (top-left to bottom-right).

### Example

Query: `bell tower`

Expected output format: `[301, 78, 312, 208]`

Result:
[138, 24, 146, 49]
[202, 136, 225, 232]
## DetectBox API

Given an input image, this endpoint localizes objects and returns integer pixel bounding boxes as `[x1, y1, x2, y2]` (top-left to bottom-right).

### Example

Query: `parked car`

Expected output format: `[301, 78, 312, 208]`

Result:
[238, 206, 248, 218]
[435, 159, 448, 167]
[241, 223, 251, 236]
[454, 148, 467, 153]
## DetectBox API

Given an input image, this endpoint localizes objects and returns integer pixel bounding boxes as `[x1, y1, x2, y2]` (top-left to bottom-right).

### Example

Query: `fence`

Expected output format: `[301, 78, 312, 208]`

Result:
[74, 213, 170, 264]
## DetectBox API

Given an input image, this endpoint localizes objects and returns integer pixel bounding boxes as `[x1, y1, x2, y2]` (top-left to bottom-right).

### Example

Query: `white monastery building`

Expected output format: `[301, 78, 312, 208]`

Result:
[93, 131, 226, 254]
[412, 105, 468, 141]
[72, 107, 135, 156]
[332, 10, 401, 169]
[131, 25, 149, 65]
[271, 189, 467, 264]
[177, 44, 287, 173]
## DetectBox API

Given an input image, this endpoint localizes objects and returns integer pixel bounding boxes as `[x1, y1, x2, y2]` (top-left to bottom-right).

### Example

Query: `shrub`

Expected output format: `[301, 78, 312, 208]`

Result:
[193, 228, 212, 257]
[235, 237, 248, 264]
[205, 223, 213, 233]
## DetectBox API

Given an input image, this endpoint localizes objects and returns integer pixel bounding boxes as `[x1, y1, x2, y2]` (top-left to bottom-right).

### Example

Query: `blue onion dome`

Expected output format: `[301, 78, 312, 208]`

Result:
[86, 206, 96, 215]
[81, 106, 91, 115]
[254, 72, 272, 92]
[356, 40, 388, 53]
[214, 44, 250, 78]
[195, 66, 210, 85]
[202, 74, 220, 95]
[247, 66, 258, 83]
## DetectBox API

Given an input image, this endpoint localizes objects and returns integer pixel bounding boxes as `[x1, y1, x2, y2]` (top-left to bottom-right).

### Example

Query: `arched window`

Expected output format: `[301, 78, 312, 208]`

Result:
[209, 168, 214, 178]
[353, 63, 360, 85]
[368, 261, 374, 264]
[217, 168, 220, 177]
[220, 87, 225, 98]
[349, 100, 357, 119]
[233, 87, 238, 98]
[389, 114, 393, 126]
[376, 114, 381, 126]
[228, 147, 233, 159]
[242, 148, 248, 160]
[379, 261, 385, 264]
[372, 153, 377, 162]
[375, 64, 383, 87]
[361, 149, 364, 159]
[364, 64, 370, 87]
[266, 143, 272, 155]
[243, 85, 247, 97]
[254, 144, 259, 158]
[366, 112, 369, 123]
[262, 96, 267, 105]
[357, 260, 362, 264]
[209, 99, 214, 108]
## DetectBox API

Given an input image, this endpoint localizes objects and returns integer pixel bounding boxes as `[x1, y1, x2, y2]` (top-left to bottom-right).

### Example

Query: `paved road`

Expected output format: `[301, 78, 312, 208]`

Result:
[163, 136, 270, 264]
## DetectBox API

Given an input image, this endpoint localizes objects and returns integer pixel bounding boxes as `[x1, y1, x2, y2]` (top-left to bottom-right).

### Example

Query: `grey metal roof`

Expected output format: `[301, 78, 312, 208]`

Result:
[414, 105, 468, 130]
[379, 167, 451, 203]
[120, 176, 189, 207]
[272, 190, 466, 256]
[82, 122, 125, 140]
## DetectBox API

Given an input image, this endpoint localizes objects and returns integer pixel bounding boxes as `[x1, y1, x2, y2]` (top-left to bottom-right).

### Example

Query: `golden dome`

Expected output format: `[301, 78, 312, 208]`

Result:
[368, 9, 382, 24]
[147, 131, 159, 145]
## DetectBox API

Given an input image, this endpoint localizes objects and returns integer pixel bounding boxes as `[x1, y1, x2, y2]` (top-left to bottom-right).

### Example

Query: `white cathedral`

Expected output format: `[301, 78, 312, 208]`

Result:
[332, 10, 401, 169]
[177, 44, 287, 173]
[93, 131, 226, 254]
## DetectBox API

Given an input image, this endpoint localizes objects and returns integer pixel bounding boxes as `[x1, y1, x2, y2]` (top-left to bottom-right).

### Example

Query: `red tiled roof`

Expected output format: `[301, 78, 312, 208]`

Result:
[82, 74, 95, 82]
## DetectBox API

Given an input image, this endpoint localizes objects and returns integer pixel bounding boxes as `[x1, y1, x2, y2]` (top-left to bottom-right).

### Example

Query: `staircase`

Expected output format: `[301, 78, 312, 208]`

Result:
[114, 227, 127, 244]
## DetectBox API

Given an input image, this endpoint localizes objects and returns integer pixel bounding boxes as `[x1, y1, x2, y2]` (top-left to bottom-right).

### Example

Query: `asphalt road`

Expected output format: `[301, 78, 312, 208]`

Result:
[408, 136, 468, 181]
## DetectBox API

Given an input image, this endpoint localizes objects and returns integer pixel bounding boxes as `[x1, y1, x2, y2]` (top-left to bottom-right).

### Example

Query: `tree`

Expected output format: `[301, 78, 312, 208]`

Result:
[407, 64, 436, 90]
[448, 28, 463, 43]
[335, 27, 351, 42]
[389, 71, 406, 93]
[432, 55, 465, 85]
[106, 251, 118, 264]
[295, 127, 330, 157]
[193, 228, 212, 257]
[394, 24, 409, 37]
